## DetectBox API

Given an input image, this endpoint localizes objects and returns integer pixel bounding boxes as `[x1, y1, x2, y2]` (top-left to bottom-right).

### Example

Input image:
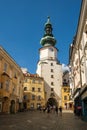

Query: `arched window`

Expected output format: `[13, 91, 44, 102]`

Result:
[24, 87, 27, 91]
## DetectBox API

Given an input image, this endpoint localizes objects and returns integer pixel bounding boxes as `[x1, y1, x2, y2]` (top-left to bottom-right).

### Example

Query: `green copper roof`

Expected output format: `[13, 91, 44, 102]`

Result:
[40, 17, 56, 47]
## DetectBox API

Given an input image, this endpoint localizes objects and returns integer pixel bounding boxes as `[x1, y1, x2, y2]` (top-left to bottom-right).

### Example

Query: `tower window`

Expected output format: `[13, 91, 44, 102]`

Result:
[51, 63, 53, 66]
[51, 82, 54, 86]
[51, 88, 54, 91]
[51, 75, 54, 78]
[51, 69, 53, 72]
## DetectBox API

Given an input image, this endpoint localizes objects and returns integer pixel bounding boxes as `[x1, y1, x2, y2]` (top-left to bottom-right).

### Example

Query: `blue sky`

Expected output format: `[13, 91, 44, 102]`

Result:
[0, 0, 81, 73]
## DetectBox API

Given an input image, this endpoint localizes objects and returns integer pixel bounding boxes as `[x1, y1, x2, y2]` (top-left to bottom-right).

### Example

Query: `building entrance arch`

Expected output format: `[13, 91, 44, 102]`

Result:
[47, 98, 57, 107]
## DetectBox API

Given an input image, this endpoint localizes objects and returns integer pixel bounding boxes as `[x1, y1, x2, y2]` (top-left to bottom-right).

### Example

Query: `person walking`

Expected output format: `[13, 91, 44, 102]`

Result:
[55, 106, 58, 115]
[47, 105, 50, 114]
[59, 106, 62, 116]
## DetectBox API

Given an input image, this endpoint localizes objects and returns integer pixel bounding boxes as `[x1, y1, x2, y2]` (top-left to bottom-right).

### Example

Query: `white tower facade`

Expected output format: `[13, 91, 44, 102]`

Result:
[36, 17, 62, 106]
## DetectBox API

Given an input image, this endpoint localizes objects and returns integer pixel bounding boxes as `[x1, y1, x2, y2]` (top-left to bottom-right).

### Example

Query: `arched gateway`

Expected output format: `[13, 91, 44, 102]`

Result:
[47, 98, 58, 107]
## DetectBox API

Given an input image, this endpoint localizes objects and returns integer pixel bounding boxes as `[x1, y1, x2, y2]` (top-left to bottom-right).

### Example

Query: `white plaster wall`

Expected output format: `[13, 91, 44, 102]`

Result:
[40, 46, 57, 60]
[36, 59, 62, 104]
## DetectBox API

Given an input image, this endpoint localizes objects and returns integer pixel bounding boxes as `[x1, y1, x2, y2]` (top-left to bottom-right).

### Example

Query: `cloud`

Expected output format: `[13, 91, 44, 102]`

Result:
[62, 64, 69, 72]
[21, 67, 28, 73]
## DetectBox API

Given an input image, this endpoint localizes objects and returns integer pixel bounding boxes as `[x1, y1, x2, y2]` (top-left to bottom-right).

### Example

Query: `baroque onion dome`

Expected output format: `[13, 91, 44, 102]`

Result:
[40, 17, 56, 46]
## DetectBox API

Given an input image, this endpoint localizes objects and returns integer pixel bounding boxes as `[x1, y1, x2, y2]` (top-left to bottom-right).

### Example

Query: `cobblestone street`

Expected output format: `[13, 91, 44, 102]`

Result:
[0, 110, 87, 130]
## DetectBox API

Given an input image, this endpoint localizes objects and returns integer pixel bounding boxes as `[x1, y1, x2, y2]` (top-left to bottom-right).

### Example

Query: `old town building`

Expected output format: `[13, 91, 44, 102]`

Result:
[23, 72, 46, 110]
[0, 46, 24, 113]
[69, 0, 87, 121]
[36, 17, 62, 107]
[61, 71, 73, 110]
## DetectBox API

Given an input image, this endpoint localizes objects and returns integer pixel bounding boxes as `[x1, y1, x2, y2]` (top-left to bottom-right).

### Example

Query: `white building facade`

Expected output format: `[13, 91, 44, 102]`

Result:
[69, 0, 87, 121]
[36, 17, 62, 107]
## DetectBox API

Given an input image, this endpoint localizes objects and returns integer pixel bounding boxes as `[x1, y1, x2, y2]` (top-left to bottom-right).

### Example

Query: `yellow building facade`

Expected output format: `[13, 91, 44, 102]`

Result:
[61, 71, 73, 110]
[23, 73, 46, 110]
[61, 86, 71, 109]
[0, 47, 24, 113]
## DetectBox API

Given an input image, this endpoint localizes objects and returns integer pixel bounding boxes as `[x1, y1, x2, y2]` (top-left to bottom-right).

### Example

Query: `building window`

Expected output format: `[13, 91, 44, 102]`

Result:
[51, 69, 53, 72]
[38, 88, 41, 92]
[85, 31, 87, 37]
[3, 63, 7, 72]
[5, 80, 10, 91]
[37, 95, 41, 101]
[14, 72, 17, 79]
[32, 95, 35, 100]
[10, 70, 12, 78]
[12, 85, 16, 94]
[32, 87, 35, 92]
[51, 63, 53, 66]
[64, 96, 67, 100]
[64, 88, 67, 92]
[51, 88, 54, 91]
[38, 80, 42, 84]
[67, 88, 70, 92]
[24, 95, 27, 100]
[51, 82, 54, 86]
[32, 79, 35, 83]
[24, 87, 27, 91]
[51, 75, 54, 78]
[24, 78, 28, 82]
[50, 92, 55, 97]
[0, 83, 3, 89]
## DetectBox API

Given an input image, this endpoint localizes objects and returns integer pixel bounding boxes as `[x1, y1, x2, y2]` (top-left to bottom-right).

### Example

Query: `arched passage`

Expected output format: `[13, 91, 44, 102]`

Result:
[47, 98, 58, 107]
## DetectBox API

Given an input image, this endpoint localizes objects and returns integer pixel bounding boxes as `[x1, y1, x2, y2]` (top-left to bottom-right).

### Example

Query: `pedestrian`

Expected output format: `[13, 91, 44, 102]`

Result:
[59, 106, 62, 116]
[47, 105, 50, 114]
[43, 106, 47, 113]
[55, 106, 58, 115]
[77, 106, 82, 117]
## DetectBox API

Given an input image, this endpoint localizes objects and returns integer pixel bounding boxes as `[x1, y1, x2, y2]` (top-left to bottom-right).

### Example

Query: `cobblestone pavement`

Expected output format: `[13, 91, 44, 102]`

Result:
[0, 110, 87, 130]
